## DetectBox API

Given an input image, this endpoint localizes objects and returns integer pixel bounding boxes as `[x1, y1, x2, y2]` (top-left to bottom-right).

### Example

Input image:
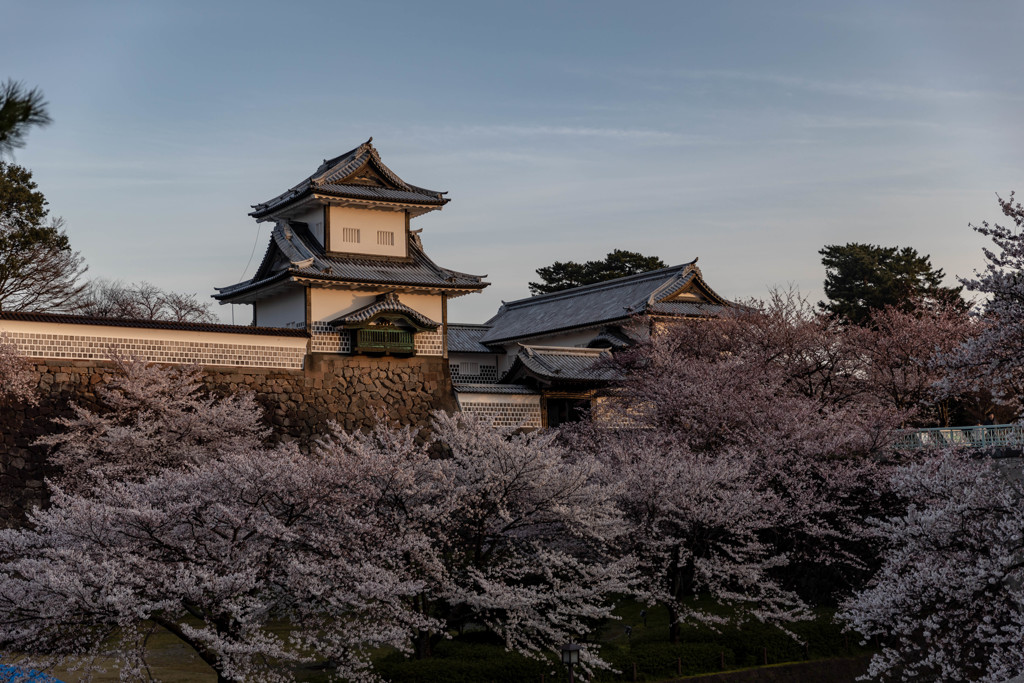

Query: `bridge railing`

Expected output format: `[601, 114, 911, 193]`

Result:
[893, 424, 1024, 450]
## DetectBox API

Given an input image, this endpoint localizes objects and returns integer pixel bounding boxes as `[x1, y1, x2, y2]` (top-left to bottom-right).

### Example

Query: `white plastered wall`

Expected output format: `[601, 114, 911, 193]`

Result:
[0, 319, 309, 369]
[310, 289, 443, 324]
[328, 206, 406, 258]
[293, 207, 325, 246]
[255, 288, 306, 328]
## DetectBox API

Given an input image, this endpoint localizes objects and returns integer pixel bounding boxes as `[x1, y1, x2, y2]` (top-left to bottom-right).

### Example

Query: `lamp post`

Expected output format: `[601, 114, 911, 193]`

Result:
[561, 642, 581, 683]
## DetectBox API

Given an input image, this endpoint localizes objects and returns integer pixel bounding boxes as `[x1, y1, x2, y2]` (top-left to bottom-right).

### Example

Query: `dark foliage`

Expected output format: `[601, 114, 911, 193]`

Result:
[819, 243, 963, 325]
[0, 80, 51, 157]
[0, 162, 86, 311]
[529, 249, 667, 295]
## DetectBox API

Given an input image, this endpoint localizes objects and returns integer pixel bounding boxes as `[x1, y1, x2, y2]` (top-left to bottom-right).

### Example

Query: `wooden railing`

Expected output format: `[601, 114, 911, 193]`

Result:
[892, 424, 1024, 451]
[354, 327, 414, 355]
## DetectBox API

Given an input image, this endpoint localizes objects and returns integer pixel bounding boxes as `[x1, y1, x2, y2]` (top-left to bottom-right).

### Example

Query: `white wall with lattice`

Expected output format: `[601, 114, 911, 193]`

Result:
[0, 320, 308, 369]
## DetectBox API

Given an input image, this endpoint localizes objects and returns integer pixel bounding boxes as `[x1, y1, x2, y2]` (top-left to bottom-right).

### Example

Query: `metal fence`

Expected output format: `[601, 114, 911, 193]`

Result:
[892, 424, 1024, 450]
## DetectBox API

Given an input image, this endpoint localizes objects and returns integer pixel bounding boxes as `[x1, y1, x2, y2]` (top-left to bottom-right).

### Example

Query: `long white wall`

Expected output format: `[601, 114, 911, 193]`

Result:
[455, 390, 542, 429]
[0, 318, 309, 369]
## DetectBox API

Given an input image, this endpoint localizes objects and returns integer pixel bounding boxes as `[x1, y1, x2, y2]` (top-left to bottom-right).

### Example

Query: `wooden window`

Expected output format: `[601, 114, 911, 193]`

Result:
[354, 327, 414, 355]
[461, 361, 480, 375]
[377, 230, 395, 246]
[342, 227, 360, 243]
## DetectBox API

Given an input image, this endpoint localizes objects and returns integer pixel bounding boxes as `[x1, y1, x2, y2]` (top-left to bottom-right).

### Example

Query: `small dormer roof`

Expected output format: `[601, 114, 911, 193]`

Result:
[329, 292, 440, 331]
[250, 138, 449, 220]
[501, 345, 618, 385]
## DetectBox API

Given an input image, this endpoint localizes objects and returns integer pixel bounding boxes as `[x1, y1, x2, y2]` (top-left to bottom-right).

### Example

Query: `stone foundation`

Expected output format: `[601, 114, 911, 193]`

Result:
[0, 354, 457, 526]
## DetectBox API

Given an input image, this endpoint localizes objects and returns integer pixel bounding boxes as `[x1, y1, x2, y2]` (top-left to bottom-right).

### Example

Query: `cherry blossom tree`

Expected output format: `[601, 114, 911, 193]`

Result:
[574, 292, 902, 642]
[839, 450, 1024, 682]
[316, 412, 635, 672]
[581, 428, 811, 643]
[0, 445, 438, 683]
[0, 359, 438, 682]
[0, 333, 35, 405]
[836, 194, 1024, 682]
[3, 358, 634, 679]
[949, 192, 1024, 412]
[851, 303, 975, 426]
[36, 356, 267, 490]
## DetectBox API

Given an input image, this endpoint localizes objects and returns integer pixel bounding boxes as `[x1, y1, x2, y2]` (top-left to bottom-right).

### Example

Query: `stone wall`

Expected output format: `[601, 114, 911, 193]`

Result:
[0, 353, 458, 527]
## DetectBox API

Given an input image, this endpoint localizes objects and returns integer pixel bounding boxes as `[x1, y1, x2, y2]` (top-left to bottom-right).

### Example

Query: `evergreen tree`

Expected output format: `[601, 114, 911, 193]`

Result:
[0, 161, 86, 311]
[0, 80, 51, 157]
[819, 243, 963, 325]
[529, 249, 667, 295]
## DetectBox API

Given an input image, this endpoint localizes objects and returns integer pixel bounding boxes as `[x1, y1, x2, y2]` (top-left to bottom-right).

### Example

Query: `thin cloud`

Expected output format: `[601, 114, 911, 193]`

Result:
[587, 66, 1024, 104]
[452, 124, 715, 146]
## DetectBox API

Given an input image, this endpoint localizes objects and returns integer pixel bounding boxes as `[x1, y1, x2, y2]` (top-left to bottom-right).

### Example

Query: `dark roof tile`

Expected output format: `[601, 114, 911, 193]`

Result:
[214, 222, 487, 300]
[480, 261, 730, 344]
[447, 324, 494, 353]
[251, 139, 448, 218]
[505, 345, 618, 383]
[454, 383, 540, 395]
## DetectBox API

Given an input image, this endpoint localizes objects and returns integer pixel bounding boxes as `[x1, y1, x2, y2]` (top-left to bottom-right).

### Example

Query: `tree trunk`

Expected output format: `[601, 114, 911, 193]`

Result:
[153, 615, 231, 681]
[413, 629, 436, 659]
[667, 602, 681, 644]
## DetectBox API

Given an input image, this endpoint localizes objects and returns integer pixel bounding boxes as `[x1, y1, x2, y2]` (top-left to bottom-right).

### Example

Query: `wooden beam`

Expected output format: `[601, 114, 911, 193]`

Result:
[323, 205, 331, 252]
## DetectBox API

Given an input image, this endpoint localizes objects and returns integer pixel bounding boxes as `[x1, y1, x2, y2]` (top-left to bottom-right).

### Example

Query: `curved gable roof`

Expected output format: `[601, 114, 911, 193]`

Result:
[479, 260, 731, 345]
[250, 138, 449, 219]
[502, 345, 618, 384]
[330, 292, 440, 330]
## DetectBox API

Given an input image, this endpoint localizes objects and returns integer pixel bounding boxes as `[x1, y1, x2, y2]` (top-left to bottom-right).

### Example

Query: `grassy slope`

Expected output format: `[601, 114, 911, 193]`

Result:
[19, 599, 869, 682]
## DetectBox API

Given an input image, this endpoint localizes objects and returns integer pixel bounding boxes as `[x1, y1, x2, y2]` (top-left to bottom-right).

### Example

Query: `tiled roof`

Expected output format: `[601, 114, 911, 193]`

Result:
[480, 260, 731, 344]
[589, 326, 637, 349]
[0, 310, 309, 337]
[454, 383, 540, 395]
[315, 184, 446, 205]
[214, 222, 488, 301]
[251, 139, 448, 218]
[504, 345, 618, 384]
[330, 292, 439, 330]
[447, 323, 494, 353]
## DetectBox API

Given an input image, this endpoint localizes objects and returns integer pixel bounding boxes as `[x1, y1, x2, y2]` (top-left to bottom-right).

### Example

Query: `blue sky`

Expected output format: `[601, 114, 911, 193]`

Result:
[3, 1, 1023, 322]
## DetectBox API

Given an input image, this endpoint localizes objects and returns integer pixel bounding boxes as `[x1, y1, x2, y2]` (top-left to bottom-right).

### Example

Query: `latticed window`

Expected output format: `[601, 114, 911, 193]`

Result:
[354, 327, 414, 355]
[377, 230, 395, 246]
[342, 227, 360, 243]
